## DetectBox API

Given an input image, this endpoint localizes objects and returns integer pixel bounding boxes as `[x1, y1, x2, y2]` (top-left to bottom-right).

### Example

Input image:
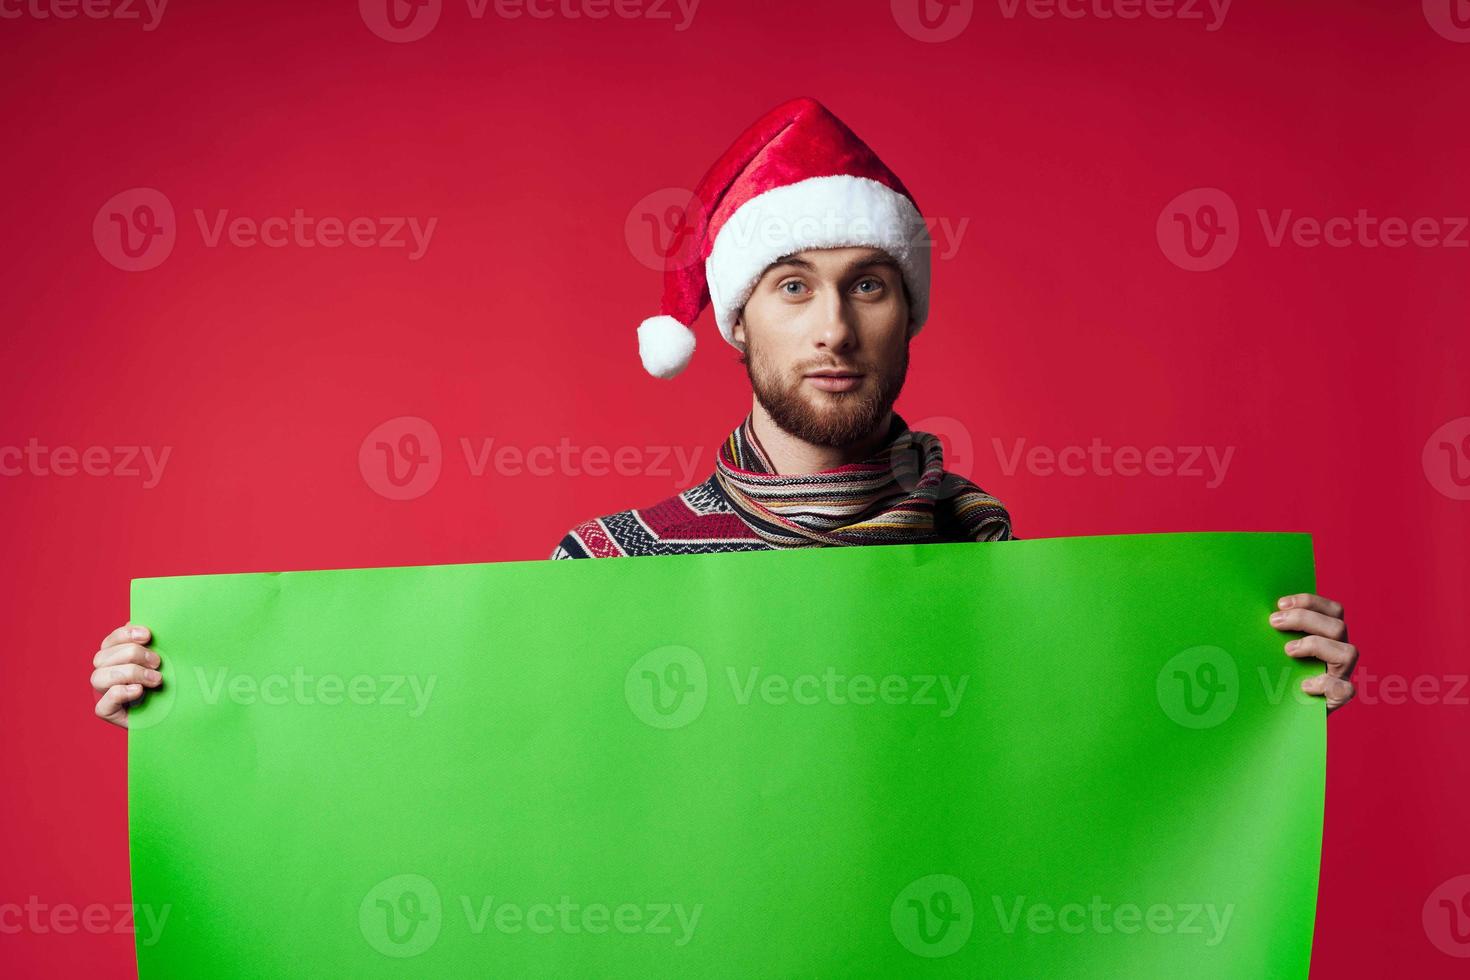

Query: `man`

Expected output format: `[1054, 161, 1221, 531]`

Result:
[89, 97, 1359, 722]
[547, 242, 1013, 558]
[551, 97, 1013, 559]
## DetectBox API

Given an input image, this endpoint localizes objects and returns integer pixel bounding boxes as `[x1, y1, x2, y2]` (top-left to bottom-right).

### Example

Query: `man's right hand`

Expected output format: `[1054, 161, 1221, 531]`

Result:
[91, 624, 162, 728]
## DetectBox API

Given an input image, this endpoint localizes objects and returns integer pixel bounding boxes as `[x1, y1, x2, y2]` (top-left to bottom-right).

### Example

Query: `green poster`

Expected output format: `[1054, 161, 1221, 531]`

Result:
[128, 532, 1324, 977]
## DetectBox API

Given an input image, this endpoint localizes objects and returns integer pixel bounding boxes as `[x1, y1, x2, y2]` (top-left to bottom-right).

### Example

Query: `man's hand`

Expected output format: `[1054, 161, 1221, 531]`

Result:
[91, 624, 162, 728]
[1271, 593, 1357, 713]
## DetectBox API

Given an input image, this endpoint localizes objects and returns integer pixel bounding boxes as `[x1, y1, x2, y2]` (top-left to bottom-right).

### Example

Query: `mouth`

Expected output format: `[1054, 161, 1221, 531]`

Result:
[804, 369, 865, 392]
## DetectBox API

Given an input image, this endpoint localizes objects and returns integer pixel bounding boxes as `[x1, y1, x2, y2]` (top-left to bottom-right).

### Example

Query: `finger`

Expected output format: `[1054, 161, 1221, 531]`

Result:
[95, 683, 144, 727]
[1269, 606, 1347, 642]
[1284, 635, 1359, 679]
[1276, 593, 1344, 620]
[90, 663, 162, 693]
[1301, 673, 1356, 711]
[100, 623, 151, 651]
[93, 642, 161, 670]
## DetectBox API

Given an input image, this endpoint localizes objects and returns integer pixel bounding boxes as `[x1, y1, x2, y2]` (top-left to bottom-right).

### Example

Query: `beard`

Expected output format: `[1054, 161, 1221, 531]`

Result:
[744, 333, 910, 449]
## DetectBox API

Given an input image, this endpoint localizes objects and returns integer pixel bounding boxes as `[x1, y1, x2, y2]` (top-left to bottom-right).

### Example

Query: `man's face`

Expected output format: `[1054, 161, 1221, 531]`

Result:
[733, 246, 911, 449]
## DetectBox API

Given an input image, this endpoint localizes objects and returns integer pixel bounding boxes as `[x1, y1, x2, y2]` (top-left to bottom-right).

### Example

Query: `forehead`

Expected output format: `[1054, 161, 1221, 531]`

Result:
[762, 246, 899, 275]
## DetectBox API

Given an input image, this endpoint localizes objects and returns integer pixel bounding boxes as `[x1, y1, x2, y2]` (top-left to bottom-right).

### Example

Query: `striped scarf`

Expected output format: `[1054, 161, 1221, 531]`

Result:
[713, 412, 1014, 547]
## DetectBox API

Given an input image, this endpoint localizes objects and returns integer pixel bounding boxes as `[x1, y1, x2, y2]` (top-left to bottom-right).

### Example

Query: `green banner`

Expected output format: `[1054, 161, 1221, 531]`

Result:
[128, 532, 1323, 977]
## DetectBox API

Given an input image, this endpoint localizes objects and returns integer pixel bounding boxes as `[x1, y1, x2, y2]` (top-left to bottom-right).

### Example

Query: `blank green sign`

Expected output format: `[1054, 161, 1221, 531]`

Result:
[129, 532, 1323, 977]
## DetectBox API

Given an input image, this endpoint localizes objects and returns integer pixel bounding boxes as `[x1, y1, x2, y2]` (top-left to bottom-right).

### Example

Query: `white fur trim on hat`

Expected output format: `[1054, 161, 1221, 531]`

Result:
[637, 314, 696, 379]
[704, 174, 931, 350]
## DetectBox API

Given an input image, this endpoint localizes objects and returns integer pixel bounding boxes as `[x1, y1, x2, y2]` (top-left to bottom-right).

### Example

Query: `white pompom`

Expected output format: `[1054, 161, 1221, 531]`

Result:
[637, 315, 696, 379]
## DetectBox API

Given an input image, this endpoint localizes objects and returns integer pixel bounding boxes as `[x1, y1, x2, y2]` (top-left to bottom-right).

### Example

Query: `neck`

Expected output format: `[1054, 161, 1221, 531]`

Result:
[747, 396, 894, 475]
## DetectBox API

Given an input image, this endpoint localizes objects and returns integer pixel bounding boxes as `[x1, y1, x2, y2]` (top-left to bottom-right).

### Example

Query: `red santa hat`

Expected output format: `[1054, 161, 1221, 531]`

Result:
[636, 96, 932, 379]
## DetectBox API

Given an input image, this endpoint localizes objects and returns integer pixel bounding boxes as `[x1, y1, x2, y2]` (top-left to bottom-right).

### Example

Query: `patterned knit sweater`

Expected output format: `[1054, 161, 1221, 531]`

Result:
[550, 469, 1016, 559]
[552, 413, 1015, 559]
[552, 470, 804, 559]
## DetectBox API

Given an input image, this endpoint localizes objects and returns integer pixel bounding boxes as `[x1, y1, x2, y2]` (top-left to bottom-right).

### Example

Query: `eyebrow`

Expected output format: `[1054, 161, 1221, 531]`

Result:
[765, 254, 902, 275]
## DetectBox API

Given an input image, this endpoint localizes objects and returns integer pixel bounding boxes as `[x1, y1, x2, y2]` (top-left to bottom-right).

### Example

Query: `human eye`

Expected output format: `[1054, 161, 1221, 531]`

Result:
[778, 279, 809, 296]
[852, 276, 885, 296]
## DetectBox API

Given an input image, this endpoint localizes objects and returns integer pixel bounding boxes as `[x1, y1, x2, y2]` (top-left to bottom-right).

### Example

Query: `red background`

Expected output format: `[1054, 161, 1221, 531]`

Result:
[3, 0, 1467, 975]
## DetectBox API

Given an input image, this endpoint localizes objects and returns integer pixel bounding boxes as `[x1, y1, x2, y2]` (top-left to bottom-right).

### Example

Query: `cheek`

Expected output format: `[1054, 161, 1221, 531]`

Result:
[743, 300, 801, 358]
[873, 299, 911, 346]
[756, 335, 802, 373]
[847, 306, 904, 353]
[866, 291, 907, 325]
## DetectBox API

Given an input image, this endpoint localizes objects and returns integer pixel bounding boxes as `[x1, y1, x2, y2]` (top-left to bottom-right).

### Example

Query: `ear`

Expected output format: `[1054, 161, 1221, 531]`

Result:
[733, 314, 746, 347]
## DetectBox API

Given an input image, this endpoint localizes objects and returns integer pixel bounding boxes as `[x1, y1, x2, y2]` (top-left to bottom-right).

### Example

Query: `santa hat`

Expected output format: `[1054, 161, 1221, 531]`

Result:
[636, 96, 932, 379]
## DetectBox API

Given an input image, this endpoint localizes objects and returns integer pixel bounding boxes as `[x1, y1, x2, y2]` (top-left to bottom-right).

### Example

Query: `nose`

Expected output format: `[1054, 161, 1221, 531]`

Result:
[811, 288, 857, 354]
